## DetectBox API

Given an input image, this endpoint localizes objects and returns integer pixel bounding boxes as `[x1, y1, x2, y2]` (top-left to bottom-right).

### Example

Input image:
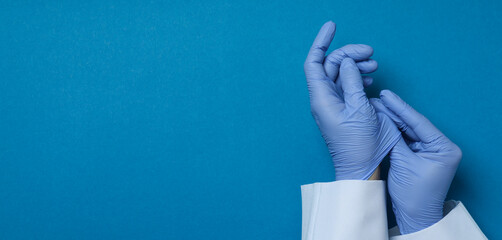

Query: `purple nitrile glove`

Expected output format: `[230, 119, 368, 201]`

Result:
[371, 90, 462, 234]
[304, 21, 401, 180]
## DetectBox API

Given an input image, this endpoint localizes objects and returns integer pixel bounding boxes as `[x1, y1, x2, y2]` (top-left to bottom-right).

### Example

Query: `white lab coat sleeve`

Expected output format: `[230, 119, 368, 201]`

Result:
[389, 200, 487, 240]
[301, 180, 388, 240]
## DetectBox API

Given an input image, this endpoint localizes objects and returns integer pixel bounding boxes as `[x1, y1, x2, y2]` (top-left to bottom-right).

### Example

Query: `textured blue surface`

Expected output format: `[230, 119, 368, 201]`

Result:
[1, 0, 501, 239]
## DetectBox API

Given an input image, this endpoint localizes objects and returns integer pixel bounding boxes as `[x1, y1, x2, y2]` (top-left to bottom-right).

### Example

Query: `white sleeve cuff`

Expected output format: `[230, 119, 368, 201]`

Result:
[301, 180, 388, 240]
[389, 200, 487, 240]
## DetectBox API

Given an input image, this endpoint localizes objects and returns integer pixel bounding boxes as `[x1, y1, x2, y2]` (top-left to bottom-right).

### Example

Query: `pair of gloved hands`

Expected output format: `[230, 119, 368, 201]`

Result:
[304, 21, 462, 234]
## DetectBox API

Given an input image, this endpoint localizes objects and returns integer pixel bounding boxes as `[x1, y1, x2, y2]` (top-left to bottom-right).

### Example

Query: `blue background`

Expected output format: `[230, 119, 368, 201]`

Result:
[1, 0, 501, 239]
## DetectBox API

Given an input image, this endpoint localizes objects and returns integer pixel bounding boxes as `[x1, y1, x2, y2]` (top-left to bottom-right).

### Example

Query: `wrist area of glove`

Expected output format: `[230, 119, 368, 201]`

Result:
[335, 162, 381, 181]
[394, 204, 444, 234]
[334, 115, 401, 181]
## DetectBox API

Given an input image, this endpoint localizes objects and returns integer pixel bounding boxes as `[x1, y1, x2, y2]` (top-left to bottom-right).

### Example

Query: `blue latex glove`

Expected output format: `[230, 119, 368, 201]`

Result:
[304, 21, 401, 180]
[370, 90, 462, 234]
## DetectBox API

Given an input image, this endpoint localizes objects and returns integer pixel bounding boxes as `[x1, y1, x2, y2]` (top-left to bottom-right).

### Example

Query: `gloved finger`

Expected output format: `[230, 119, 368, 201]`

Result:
[357, 59, 378, 74]
[362, 76, 373, 88]
[339, 58, 370, 110]
[304, 21, 336, 80]
[332, 74, 372, 101]
[325, 59, 378, 82]
[324, 44, 375, 80]
[304, 22, 345, 109]
[369, 98, 420, 142]
[379, 90, 444, 144]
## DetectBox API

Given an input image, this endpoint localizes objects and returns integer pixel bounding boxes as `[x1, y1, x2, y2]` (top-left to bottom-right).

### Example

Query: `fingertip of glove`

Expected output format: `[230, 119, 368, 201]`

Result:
[380, 89, 399, 101]
[357, 44, 374, 55]
[342, 44, 374, 58]
[322, 21, 336, 30]
[367, 59, 378, 68]
[362, 76, 373, 86]
[380, 89, 391, 97]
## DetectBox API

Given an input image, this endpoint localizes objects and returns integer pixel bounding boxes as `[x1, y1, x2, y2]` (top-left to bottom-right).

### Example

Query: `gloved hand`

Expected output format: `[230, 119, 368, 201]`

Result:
[370, 90, 462, 234]
[304, 21, 401, 180]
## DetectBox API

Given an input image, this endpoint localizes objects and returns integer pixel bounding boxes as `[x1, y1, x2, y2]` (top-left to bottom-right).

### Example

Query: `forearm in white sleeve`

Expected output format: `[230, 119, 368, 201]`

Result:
[301, 180, 388, 240]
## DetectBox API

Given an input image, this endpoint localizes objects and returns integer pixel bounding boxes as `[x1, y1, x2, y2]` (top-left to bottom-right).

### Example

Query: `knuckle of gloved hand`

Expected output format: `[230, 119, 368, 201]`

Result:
[326, 51, 345, 65]
[312, 44, 328, 52]
[435, 140, 462, 166]
[304, 60, 313, 70]
[448, 144, 463, 164]
[304, 62, 315, 72]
